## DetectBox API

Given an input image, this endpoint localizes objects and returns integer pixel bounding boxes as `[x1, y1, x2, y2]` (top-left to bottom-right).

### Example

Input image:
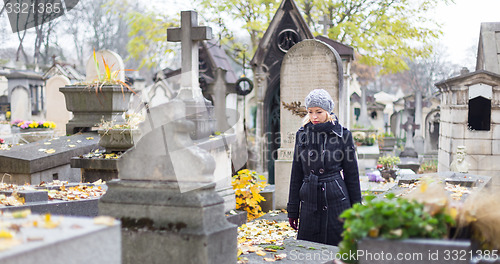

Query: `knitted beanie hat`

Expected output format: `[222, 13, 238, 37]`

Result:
[305, 89, 334, 113]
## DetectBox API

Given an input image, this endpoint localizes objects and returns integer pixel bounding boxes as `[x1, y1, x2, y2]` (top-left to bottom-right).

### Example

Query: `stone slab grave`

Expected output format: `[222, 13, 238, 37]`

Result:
[275, 39, 345, 209]
[0, 213, 120, 264]
[0, 182, 107, 217]
[0, 133, 99, 185]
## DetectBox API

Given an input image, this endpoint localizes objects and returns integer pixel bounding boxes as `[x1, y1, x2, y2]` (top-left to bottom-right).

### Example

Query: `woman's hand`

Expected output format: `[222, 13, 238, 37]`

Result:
[289, 218, 298, 230]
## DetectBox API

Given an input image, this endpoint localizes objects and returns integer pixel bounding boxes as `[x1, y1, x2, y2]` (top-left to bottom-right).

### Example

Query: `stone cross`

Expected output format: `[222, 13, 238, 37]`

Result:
[400, 115, 420, 158]
[319, 15, 333, 36]
[167, 11, 212, 100]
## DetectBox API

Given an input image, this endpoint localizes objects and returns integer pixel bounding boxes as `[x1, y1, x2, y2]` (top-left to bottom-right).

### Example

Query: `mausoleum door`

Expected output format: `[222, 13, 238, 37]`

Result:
[265, 83, 280, 184]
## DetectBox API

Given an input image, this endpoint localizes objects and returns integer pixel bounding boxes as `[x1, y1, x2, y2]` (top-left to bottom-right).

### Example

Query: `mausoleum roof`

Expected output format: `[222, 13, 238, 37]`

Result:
[435, 70, 500, 91]
[315, 36, 354, 60]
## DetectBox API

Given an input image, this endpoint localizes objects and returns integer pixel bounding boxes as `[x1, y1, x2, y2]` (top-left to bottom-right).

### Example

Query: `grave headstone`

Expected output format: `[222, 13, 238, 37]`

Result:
[99, 98, 236, 263]
[274, 39, 344, 209]
[85, 50, 125, 83]
[45, 75, 71, 136]
[10, 86, 30, 121]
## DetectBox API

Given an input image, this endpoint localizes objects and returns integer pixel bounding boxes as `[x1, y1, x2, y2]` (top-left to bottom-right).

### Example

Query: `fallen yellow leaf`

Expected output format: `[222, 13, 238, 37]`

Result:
[0, 230, 14, 238]
[263, 257, 275, 262]
[45, 149, 56, 154]
[256, 250, 266, 256]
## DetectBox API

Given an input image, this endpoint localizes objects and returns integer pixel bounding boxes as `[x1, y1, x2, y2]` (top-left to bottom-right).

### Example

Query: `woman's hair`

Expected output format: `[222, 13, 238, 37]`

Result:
[302, 112, 335, 126]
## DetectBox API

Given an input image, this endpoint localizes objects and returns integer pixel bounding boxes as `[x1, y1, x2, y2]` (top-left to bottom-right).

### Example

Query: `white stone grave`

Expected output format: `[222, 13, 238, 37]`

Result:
[10, 86, 30, 121]
[85, 50, 125, 83]
[46, 75, 71, 136]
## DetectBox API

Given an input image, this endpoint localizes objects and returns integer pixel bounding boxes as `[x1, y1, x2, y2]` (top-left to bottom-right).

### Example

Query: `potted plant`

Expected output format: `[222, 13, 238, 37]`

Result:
[59, 50, 136, 134]
[377, 155, 400, 180]
[338, 193, 456, 263]
[97, 113, 143, 153]
[377, 132, 396, 151]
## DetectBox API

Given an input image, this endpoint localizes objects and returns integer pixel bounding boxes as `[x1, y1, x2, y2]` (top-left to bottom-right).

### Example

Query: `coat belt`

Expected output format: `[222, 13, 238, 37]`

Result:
[303, 172, 341, 212]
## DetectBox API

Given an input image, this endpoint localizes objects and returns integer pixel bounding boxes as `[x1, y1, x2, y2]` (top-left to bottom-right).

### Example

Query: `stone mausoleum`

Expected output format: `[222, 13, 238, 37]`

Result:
[436, 22, 500, 183]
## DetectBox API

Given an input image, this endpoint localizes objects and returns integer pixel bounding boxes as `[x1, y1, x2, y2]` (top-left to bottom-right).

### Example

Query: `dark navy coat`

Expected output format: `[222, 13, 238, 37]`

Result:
[287, 120, 361, 246]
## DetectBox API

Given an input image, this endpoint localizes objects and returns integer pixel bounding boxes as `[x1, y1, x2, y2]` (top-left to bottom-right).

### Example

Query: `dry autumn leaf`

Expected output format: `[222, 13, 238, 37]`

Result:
[275, 253, 286, 260]
[94, 216, 116, 226]
[263, 258, 275, 262]
[256, 250, 266, 256]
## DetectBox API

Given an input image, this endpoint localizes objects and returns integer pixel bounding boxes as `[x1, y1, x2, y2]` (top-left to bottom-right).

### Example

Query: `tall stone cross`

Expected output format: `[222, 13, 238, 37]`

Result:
[167, 11, 212, 100]
[319, 15, 333, 36]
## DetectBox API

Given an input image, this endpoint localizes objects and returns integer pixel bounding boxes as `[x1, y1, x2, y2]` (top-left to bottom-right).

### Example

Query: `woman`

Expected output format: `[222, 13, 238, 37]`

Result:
[287, 89, 361, 246]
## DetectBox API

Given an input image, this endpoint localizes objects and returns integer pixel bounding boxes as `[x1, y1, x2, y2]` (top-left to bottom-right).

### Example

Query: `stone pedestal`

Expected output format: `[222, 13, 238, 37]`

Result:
[99, 180, 236, 264]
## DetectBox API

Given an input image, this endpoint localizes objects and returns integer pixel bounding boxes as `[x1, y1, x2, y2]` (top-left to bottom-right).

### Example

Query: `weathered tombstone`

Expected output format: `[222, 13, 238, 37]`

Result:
[99, 99, 236, 263]
[10, 86, 30, 121]
[274, 39, 344, 209]
[46, 75, 71, 136]
[85, 50, 125, 82]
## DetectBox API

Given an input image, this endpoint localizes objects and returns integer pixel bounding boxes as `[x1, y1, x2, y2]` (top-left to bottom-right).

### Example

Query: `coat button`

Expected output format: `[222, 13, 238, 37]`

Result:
[321, 187, 325, 191]
[319, 168, 324, 174]
[310, 169, 315, 174]
[323, 206, 328, 210]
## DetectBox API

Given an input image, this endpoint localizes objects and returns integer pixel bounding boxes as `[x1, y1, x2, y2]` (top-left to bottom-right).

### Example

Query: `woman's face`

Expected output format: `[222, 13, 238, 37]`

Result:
[308, 107, 329, 124]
